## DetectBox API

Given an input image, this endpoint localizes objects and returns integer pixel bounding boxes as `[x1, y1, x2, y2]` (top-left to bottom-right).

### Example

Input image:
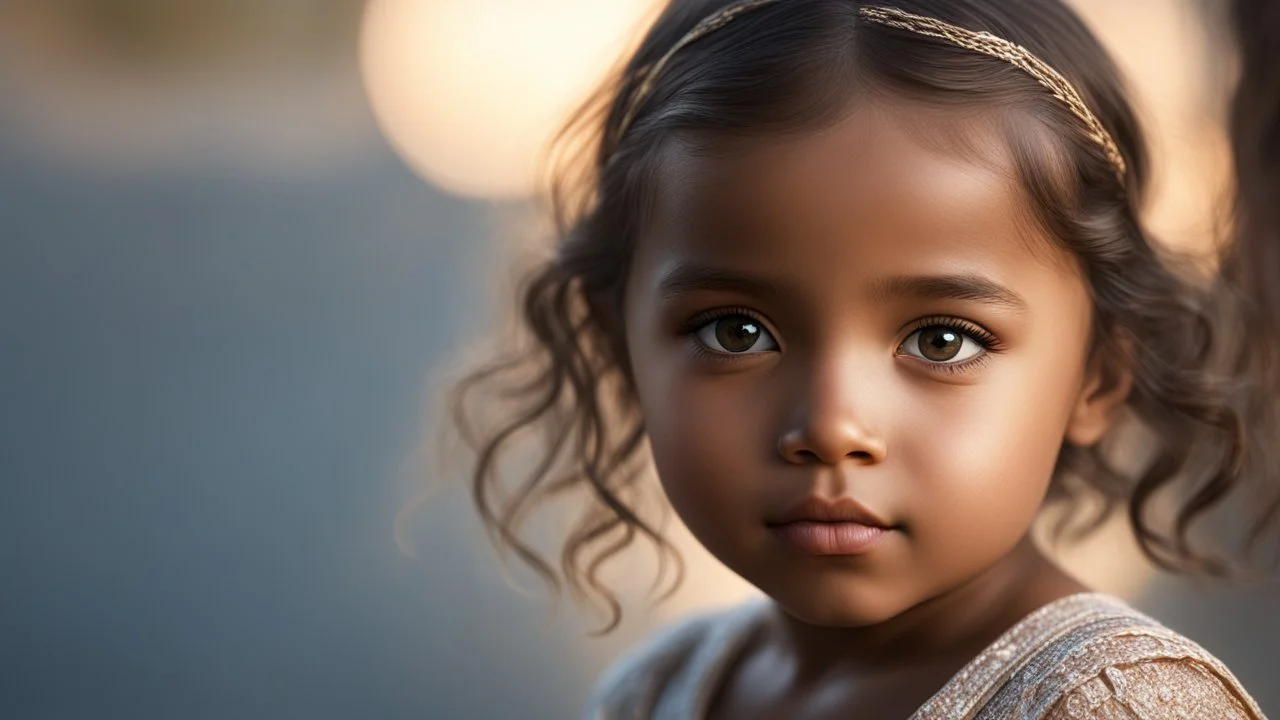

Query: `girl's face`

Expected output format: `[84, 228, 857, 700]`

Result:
[623, 104, 1123, 626]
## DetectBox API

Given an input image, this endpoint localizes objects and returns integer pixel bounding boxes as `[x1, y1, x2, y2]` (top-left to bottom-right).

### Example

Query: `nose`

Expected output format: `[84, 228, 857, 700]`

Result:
[776, 366, 887, 466]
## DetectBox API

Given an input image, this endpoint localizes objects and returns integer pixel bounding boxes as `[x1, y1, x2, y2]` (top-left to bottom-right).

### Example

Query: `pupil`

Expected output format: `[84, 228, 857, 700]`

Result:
[919, 328, 962, 361]
[716, 318, 760, 353]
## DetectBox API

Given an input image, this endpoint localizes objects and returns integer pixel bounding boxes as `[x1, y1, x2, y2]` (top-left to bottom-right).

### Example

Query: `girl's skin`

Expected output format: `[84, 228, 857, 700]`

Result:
[621, 101, 1132, 718]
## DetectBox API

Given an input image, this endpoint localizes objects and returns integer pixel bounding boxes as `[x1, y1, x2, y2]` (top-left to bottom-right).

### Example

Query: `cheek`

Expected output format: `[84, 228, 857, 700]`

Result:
[626, 327, 771, 539]
[641, 371, 771, 534]
[899, 388, 1058, 535]
[898, 328, 1087, 545]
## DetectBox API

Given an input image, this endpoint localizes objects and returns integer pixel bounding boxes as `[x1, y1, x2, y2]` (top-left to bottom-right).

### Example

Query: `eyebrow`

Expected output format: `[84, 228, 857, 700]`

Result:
[657, 262, 1027, 313]
[657, 262, 786, 301]
[871, 273, 1028, 313]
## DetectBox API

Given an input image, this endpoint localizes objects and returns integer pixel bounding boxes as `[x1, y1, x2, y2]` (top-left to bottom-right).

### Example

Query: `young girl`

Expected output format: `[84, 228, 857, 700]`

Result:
[448, 0, 1275, 717]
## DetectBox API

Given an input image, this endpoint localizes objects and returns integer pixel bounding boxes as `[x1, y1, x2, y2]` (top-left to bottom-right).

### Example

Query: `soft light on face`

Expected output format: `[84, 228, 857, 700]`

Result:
[623, 105, 1100, 626]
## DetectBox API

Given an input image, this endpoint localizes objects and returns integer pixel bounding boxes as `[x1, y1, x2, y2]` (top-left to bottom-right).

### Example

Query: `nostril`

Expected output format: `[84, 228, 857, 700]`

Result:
[795, 449, 821, 463]
[791, 449, 876, 464]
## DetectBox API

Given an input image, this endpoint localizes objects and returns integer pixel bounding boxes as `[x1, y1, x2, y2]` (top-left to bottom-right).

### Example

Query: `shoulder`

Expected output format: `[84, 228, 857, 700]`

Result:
[1044, 654, 1263, 720]
[1023, 599, 1265, 719]
[582, 599, 768, 720]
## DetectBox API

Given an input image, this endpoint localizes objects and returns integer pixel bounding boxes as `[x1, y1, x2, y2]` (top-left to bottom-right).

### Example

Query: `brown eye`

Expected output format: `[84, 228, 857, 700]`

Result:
[918, 327, 962, 361]
[695, 314, 779, 355]
[900, 325, 985, 365]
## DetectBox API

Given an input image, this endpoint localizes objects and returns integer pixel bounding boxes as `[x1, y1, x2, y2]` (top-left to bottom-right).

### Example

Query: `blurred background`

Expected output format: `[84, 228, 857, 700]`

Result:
[1, 0, 1274, 718]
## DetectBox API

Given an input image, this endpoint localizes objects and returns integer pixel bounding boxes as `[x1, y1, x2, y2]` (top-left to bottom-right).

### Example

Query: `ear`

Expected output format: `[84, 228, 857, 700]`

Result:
[1065, 339, 1133, 447]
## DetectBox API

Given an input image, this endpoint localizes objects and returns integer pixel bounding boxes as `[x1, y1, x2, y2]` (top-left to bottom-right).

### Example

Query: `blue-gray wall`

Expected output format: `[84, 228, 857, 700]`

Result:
[0, 119, 649, 716]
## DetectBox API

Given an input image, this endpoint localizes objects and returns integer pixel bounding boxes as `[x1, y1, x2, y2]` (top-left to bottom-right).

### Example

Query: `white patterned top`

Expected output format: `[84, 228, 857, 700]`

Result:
[584, 593, 1266, 719]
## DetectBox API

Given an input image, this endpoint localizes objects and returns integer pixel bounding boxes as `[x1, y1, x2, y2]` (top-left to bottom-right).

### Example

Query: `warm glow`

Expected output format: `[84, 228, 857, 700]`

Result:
[359, 0, 657, 199]
[1069, 0, 1230, 252]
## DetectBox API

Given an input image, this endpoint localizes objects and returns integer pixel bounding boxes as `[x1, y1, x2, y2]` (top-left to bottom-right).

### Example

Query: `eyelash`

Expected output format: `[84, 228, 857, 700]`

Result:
[681, 307, 776, 363]
[898, 316, 1003, 375]
[680, 310, 1004, 373]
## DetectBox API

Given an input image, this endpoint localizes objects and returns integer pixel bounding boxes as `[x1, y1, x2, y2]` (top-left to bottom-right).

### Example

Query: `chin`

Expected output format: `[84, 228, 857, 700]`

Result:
[762, 574, 916, 628]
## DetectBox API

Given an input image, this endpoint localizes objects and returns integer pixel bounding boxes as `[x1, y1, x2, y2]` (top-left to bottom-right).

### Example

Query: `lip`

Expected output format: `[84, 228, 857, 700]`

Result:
[766, 496, 894, 556]
[769, 496, 892, 527]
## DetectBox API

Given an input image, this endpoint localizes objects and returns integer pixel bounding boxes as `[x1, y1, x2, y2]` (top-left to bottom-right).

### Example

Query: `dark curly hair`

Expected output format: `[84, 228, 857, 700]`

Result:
[1211, 0, 1280, 554]
[444, 0, 1274, 633]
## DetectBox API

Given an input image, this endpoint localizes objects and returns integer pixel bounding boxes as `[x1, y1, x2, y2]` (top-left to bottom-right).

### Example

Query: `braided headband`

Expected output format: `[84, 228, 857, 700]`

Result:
[617, 3, 1127, 185]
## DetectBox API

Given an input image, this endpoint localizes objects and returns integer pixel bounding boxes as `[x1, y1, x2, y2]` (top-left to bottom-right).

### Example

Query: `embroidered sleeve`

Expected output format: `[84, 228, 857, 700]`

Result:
[1043, 659, 1264, 720]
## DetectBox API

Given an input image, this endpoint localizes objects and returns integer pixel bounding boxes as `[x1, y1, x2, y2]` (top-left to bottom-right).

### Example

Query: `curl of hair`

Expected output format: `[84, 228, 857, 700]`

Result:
[1206, 0, 1280, 561]
[448, 69, 684, 634]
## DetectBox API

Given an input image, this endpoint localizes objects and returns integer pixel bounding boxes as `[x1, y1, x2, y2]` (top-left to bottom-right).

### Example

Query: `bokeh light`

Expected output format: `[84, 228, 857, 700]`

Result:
[359, 0, 657, 199]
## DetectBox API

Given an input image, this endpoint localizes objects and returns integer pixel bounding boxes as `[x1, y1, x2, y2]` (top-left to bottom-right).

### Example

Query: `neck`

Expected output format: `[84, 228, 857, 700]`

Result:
[763, 535, 1088, 684]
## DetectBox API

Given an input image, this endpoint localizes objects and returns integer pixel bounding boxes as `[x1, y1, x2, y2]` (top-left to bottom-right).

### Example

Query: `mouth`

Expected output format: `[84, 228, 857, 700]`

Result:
[766, 496, 895, 556]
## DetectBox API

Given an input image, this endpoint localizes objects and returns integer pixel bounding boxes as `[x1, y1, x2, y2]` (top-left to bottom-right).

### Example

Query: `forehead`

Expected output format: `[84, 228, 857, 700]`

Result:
[637, 103, 1070, 284]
